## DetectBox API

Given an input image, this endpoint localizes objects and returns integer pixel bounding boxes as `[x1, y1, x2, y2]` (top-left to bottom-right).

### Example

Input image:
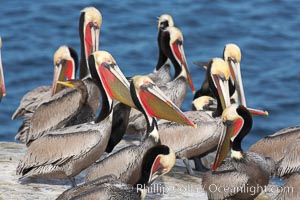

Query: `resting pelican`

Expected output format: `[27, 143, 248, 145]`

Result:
[0, 37, 6, 102]
[202, 104, 274, 200]
[12, 45, 78, 120]
[14, 7, 102, 144]
[16, 51, 134, 187]
[85, 75, 195, 184]
[57, 145, 175, 200]
[249, 126, 300, 199]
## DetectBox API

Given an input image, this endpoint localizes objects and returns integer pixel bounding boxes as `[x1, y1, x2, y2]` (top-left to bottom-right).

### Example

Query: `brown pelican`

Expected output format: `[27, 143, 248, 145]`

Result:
[249, 126, 300, 199]
[191, 96, 216, 111]
[57, 145, 175, 200]
[85, 75, 195, 183]
[202, 104, 274, 200]
[147, 13, 174, 84]
[16, 51, 134, 187]
[0, 37, 6, 102]
[126, 26, 195, 135]
[12, 45, 78, 120]
[14, 7, 102, 144]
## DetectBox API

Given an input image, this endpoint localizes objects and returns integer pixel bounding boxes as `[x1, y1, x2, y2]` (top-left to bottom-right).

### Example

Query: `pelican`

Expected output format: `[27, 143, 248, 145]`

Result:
[57, 145, 175, 200]
[202, 104, 275, 200]
[0, 37, 6, 102]
[14, 7, 102, 144]
[16, 51, 135, 187]
[249, 126, 300, 199]
[193, 43, 267, 115]
[85, 75, 195, 183]
[12, 45, 78, 120]
[126, 26, 195, 135]
[147, 13, 174, 84]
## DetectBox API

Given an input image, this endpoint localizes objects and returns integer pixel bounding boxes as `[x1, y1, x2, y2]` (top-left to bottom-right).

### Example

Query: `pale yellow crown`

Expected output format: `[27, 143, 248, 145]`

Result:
[132, 75, 154, 91]
[158, 14, 174, 29]
[224, 43, 241, 63]
[81, 7, 102, 28]
[211, 58, 230, 80]
[221, 104, 239, 121]
[53, 45, 72, 65]
[93, 51, 116, 67]
[0, 37, 2, 48]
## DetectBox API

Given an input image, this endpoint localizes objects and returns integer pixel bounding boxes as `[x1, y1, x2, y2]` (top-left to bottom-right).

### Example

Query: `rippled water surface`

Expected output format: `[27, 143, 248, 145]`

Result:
[0, 1, 299, 150]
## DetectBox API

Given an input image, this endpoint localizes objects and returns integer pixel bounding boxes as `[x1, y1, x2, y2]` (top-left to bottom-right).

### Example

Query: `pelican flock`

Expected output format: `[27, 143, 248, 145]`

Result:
[0, 4, 296, 200]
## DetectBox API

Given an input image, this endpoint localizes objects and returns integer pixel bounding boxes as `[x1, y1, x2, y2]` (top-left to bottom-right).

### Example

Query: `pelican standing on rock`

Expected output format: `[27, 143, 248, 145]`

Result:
[57, 145, 175, 200]
[16, 51, 134, 187]
[0, 37, 6, 102]
[202, 104, 274, 200]
[14, 7, 103, 144]
[85, 75, 195, 184]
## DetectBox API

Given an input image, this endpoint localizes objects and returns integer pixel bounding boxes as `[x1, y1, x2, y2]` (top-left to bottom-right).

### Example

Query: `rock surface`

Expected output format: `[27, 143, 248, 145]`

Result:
[0, 141, 280, 200]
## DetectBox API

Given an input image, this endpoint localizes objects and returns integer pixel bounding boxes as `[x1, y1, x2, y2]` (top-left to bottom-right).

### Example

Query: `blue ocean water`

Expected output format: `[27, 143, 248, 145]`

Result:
[0, 0, 299, 151]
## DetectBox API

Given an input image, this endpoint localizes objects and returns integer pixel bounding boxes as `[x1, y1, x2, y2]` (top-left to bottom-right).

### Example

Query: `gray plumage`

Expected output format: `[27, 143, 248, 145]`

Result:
[16, 116, 112, 181]
[146, 62, 171, 85]
[158, 111, 223, 160]
[85, 137, 156, 185]
[15, 79, 100, 145]
[249, 126, 300, 163]
[56, 175, 118, 200]
[202, 152, 275, 200]
[12, 86, 52, 119]
[277, 139, 300, 177]
[276, 172, 300, 200]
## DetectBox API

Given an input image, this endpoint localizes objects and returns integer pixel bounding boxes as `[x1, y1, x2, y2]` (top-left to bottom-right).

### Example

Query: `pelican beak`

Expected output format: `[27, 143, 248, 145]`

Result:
[135, 77, 196, 127]
[98, 62, 136, 109]
[228, 58, 247, 107]
[51, 59, 75, 95]
[212, 74, 231, 110]
[148, 150, 176, 184]
[84, 22, 100, 59]
[212, 114, 244, 171]
[0, 37, 6, 100]
[193, 61, 208, 70]
[171, 41, 195, 93]
[247, 107, 269, 116]
[56, 80, 74, 88]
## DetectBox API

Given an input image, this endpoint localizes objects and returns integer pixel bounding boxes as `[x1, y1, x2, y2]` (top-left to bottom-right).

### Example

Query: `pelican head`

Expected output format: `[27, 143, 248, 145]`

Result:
[131, 75, 196, 127]
[52, 46, 78, 95]
[167, 27, 195, 93]
[209, 58, 231, 115]
[157, 14, 174, 30]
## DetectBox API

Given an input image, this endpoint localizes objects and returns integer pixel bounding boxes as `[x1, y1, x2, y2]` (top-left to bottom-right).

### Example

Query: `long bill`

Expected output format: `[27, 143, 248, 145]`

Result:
[134, 76, 196, 127]
[0, 37, 6, 99]
[171, 41, 195, 93]
[212, 74, 231, 110]
[212, 113, 244, 171]
[98, 61, 136, 109]
[51, 59, 75, 95]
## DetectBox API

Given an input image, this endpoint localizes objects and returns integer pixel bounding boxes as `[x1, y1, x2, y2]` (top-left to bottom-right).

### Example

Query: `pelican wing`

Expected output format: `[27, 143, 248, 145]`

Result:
[26, 88, 83, 144]
[249, 126, 300, 163]
[202, 171, 249, 200]
[16, 122, 106, 176]
[277, 139, 300, 177]
[12, 86, 52, 119]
